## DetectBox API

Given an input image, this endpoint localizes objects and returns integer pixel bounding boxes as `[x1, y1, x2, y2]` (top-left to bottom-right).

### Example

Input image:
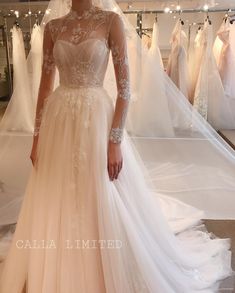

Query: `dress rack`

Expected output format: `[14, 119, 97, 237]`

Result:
[123, 8, 235, 15]
[123, 8, 235, 37]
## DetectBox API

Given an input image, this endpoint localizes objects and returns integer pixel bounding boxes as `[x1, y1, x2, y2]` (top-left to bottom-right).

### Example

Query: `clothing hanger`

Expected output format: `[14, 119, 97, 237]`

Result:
[179, 18, 184, 26]
[177, 9, 184, 25]
[155, 14, 158, 23]
[225, 9, 235, 24]
[14, 19, 20, 28]
[230, 14, 235, 24]
[205, 14, 212, 25]
[142, 31, 151, 38]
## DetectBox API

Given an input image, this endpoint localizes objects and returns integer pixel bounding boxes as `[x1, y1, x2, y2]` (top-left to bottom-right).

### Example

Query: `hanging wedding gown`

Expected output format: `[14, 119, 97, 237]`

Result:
[149, 21, 163, 68]
[167, 19, 190, 100]
[0, 7, 233, 293]
[0, 25, 44, 258]
[128, 21, 175, 137]
[192, 20, 235, 130]
[213, 19, 235, 114]
[163, 19, 190, 129]
[0, 26, 33, 132]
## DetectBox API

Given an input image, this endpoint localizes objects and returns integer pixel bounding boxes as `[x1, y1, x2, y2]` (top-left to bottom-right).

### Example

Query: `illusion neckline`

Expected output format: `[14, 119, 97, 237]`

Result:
[69, 5, 97, 19]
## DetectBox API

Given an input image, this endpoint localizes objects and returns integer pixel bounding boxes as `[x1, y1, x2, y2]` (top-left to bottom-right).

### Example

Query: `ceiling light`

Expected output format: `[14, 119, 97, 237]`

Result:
[203, 4, 209, 11]
[176, 5, 181, 11]
[14, 10, 19, 18]
[45, 9, 50, 14]
[164, 7, 170, 13]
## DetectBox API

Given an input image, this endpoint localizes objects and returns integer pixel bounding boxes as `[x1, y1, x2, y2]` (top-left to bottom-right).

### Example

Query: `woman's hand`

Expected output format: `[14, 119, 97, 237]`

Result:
[108, 141, 123, 181]
[30, 136, 39, 168]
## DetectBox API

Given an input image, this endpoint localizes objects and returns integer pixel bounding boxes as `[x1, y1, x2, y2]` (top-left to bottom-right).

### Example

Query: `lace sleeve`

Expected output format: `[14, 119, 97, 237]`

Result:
[108, 13, 130, 144]
[33, 20, 56, 137]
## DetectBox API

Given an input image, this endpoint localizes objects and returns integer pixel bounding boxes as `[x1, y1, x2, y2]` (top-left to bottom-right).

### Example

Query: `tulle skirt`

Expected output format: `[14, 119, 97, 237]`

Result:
[0, 85, 233, 293]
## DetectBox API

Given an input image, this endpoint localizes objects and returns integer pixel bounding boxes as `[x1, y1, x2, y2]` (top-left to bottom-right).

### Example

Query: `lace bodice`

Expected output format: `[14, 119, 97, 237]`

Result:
[34, 6, 130, 143]
[47, 7, 113, 88]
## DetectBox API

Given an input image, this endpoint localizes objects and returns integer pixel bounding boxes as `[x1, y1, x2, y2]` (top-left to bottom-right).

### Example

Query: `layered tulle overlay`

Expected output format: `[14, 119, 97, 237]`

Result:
[0, 3, 234, 292]
[0, 85, 233, 292]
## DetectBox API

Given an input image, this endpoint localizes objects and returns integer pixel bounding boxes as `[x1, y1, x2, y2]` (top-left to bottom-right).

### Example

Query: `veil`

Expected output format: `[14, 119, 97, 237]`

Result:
[0, 0, 235, 244]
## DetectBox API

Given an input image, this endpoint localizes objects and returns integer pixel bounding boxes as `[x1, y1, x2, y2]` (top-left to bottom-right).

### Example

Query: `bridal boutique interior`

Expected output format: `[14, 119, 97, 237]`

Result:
[0, 0, 235, 292]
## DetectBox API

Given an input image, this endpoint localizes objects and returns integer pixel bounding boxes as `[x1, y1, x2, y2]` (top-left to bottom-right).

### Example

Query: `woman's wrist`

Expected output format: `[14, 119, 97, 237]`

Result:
[109, 127, 123, 144]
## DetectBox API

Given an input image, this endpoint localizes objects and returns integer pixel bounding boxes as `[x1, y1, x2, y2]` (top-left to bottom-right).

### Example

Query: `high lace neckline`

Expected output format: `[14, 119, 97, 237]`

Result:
[69, 5, 97, 20]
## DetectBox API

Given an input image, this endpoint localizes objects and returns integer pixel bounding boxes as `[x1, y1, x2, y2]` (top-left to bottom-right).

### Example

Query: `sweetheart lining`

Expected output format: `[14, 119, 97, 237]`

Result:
[53, 38, 110, 54]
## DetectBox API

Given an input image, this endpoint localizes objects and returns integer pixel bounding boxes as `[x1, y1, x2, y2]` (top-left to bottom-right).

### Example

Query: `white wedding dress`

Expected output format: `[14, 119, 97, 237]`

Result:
[0, 7, 233, 293]
[192, 20, 235, 130]
[0, 26, 33, 133]
[129, 21, 175, 137]
[167, 20, 190, 100]
[213, 19, 235, 113]
[149, 22, 163, 69]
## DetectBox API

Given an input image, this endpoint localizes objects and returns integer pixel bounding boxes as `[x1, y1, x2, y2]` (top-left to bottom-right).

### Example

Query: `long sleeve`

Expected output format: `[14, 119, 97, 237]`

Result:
[33, 21, 56, 137]
[108, 13, 130, 144]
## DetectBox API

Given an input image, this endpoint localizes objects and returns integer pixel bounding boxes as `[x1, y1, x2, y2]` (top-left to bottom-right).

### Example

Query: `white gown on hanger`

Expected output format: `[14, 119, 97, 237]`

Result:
[0, 26, 33, 133]
[167, 19, 190, 100]
[128, 21, 175, 137]
[214, 19, 235, 114]
[0, 7, 233, 293]
[149, 22, 163, 68]
[193, 20, 235, 130]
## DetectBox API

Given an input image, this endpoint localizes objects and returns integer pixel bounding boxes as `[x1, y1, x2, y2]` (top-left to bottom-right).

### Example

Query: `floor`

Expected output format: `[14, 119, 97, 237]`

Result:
[0, 103, 235, 291]
[205, 220, 235, 292]
[216, 131, 235, 293]
[219, 130, 235, 150]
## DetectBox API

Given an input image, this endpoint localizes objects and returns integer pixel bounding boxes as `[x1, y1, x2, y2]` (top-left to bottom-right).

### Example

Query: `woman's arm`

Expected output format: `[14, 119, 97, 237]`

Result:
[107, 13, 131, 180]
[30, 21, 56, 166]
[108, 13, 130, 144]
[34, 21, 56, 137]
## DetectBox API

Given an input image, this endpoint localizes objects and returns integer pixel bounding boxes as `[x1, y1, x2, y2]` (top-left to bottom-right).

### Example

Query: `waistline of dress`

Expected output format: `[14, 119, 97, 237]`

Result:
[57, 84, 104, 90]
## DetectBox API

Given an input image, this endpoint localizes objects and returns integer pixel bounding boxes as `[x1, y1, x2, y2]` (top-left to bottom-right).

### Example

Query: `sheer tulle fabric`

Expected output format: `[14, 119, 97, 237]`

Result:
[0, 84, 232, 292]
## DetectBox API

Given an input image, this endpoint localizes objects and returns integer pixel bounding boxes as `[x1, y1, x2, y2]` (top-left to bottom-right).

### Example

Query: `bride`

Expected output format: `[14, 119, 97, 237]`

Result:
[0, 0, 233, 292]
